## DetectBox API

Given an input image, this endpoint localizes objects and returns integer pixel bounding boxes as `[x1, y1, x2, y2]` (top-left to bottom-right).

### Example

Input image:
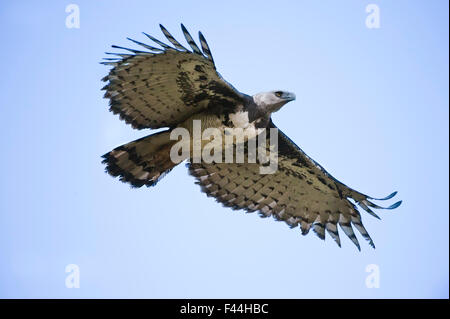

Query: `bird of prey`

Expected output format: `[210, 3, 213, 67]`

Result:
[101, 24, 401, 250]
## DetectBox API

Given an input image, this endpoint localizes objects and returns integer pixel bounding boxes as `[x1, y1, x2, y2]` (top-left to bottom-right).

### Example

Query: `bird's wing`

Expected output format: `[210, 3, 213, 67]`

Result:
[101, 24, 245, 129]
[188, 121, 401, 250]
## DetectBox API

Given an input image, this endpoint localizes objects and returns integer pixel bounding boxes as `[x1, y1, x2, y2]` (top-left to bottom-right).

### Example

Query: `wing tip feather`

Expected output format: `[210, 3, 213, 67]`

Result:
[388, 200, 402, 209]
[368, 191, 398, 201]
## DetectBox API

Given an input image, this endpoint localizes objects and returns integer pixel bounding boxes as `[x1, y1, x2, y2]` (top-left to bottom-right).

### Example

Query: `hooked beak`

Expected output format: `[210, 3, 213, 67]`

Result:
[284, 92, 296, 102]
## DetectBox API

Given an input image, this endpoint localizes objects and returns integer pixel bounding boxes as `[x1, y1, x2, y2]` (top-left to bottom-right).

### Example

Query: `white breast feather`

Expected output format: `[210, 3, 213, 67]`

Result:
[229, 111, 250, 128]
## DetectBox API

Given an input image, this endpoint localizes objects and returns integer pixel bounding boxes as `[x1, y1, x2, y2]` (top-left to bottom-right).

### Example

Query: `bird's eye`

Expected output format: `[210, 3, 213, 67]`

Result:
[275, 91, 282, 97]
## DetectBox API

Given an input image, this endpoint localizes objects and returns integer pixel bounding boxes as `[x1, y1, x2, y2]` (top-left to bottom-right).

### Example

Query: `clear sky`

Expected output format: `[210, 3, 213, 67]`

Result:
[0, 1, 448, 298]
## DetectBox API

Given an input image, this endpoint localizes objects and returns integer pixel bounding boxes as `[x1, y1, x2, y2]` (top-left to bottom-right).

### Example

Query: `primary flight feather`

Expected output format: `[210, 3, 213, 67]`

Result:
[101, 24, 401, 250]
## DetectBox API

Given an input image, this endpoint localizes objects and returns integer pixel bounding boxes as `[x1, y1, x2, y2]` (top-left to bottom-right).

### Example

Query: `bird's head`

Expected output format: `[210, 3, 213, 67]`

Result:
[253, 90, 296, 113]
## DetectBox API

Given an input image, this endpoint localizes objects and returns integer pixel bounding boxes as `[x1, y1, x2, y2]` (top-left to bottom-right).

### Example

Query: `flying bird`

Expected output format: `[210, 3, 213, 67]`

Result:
[101, 24, 401, 250]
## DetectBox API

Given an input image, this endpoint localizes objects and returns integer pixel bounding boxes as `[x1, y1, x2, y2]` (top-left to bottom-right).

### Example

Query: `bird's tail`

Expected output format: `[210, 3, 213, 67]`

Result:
[102, 129, 183, 187]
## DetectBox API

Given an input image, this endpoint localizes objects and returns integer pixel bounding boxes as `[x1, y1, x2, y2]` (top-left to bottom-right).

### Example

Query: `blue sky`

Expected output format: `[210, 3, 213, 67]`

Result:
[0, 1, 448, 298]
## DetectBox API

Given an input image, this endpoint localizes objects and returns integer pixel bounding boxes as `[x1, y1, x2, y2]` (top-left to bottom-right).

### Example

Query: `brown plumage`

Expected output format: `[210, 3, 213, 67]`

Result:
[101, 24, 401, 250]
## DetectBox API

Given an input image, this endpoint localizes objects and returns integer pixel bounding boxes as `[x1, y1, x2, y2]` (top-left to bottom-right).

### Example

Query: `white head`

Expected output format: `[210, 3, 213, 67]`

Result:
[253, 90, 296, 113]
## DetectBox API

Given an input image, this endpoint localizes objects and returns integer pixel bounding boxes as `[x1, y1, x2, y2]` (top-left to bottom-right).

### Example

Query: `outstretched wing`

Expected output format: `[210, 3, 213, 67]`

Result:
[101, 24, 245, 129]
[188, 121, 401, 250]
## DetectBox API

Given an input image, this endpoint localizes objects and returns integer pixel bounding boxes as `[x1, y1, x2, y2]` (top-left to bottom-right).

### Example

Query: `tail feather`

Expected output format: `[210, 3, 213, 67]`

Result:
[102, 130, 180, 187]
